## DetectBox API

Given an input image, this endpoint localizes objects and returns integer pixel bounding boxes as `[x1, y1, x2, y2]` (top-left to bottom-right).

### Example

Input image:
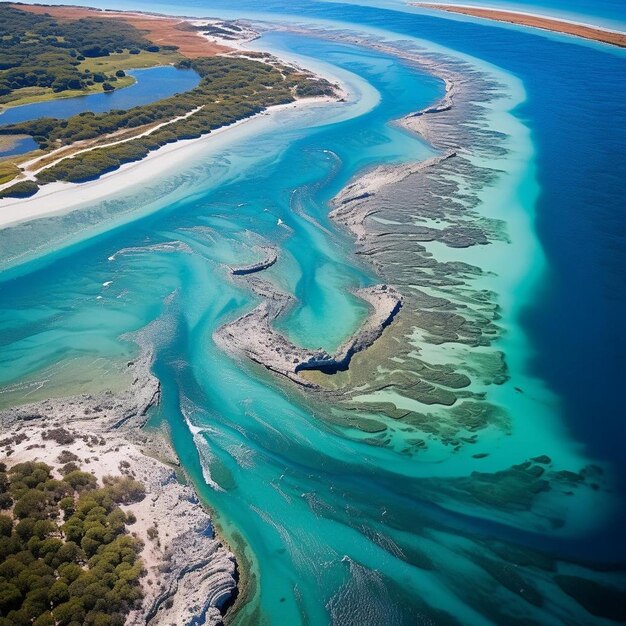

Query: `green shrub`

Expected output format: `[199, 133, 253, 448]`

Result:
[0, 181, 39, 199]
[3, 55, 333, 185]
[0, 5, 170, 98]
[0, 462, 143, 625]
[62, 471, 97, 492]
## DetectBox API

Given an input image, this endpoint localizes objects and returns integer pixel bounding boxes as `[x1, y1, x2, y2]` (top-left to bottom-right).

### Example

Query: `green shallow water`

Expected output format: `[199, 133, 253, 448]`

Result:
[0, 25, 622, 626]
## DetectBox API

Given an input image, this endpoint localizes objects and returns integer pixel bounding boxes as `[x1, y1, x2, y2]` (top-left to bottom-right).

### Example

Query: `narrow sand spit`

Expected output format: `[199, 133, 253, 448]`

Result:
[0, 94, 340, 229]
[416, 4, 626, 48]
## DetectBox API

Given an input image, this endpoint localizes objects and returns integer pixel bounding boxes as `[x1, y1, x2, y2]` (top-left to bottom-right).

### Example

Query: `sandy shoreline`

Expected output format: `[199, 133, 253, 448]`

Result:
[416, 3, 626, 47]
[0, 94, 340, 230]
[0, 5, 348, 231]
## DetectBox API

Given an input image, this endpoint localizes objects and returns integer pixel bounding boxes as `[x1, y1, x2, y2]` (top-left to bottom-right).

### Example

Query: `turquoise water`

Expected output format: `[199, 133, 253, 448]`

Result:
[1, 1, 626, 625]
[0, 65, 200, 127]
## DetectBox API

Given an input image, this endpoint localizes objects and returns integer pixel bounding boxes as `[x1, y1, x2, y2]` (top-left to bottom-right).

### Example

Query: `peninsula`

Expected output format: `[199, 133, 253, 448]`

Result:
[0, 352, 237, 625]
[0, 4, 337, 200]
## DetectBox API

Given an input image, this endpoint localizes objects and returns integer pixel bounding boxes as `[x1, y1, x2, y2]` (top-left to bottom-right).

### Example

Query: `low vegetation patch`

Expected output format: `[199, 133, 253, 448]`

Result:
[0, 180, 39, 199]
[0, 162, 21, 186]
[0, 5, 335, 193]
[0, 461, 145, 626]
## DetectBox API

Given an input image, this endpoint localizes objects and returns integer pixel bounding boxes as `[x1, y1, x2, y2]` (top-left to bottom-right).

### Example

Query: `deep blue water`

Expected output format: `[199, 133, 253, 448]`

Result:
[259, 0, 625, 553]
[0, 65, 200, 127]
[1, 1, 625, 623]
[380, 0, 626, 557]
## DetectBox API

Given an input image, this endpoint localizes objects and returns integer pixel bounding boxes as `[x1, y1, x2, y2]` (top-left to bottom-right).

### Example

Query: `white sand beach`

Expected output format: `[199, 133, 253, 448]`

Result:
[0, 95, 342, 230]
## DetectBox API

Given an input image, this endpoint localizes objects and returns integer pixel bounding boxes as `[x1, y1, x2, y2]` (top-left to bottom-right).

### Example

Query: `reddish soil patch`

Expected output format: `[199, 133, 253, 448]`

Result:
[11, 3, 231, 57]
[418, 4, 626, 48]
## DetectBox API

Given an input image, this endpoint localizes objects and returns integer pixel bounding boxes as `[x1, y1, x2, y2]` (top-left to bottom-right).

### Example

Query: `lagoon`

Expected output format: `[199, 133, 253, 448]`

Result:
[0, 135, 38, 158]
[0, 65, 200, 127]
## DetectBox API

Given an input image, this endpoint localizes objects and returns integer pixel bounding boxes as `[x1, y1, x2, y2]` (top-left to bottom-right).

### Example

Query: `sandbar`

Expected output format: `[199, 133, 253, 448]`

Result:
[416, 4, 626, 48]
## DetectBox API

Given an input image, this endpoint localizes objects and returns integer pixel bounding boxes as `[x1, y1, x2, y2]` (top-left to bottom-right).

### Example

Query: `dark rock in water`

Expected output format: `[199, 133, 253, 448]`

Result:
[554, 575, 626, 622]
[229, 246, 278, 275]
[349, 417, 387, 433]
[531, 455, 552, 464]
[344, 402, 410, 420]
[554, 470, 585, 484]
[406, 437, 427, 449]
[362, 435, 390, 447]
[581, 463, 604, 477]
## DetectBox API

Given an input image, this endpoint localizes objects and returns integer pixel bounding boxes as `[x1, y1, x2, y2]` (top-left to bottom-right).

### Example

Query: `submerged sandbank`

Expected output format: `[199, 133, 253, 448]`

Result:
[416, 4, 626, 47]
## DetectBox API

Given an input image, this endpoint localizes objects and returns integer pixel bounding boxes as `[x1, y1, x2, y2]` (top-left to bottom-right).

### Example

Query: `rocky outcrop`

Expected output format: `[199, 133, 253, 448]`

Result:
[0, 352, 237, 626]
[296, 285, 403, 374]
[229, 246, 278, 275]
[214, 279, 402, 387]
[330, 151, 457, 241]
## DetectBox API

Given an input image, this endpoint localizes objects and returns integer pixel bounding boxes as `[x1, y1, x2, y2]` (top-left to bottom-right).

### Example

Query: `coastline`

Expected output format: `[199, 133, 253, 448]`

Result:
[0, 94, 341, 230]
[0, 8, 620, 623]
[415, 3, 626, 47]
[308, 32, 614, 529]
[0, 14, 349, 624]
[0, 349, 238, 625]
[9, 3, 231, 57]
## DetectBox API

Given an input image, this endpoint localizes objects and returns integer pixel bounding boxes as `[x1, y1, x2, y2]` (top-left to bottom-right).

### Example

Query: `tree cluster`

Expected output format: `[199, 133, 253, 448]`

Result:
[0, 461, 145, 626]
[0, 5, 165, 97]
[0, 181, 39, 199]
